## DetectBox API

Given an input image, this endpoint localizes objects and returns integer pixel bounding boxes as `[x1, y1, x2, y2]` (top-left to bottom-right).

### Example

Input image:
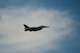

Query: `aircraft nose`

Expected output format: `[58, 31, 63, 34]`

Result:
[44, 26, 49, 28]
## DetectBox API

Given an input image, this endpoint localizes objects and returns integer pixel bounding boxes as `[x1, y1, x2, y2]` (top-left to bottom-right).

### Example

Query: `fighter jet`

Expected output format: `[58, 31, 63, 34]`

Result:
[23, 24, 49, 32]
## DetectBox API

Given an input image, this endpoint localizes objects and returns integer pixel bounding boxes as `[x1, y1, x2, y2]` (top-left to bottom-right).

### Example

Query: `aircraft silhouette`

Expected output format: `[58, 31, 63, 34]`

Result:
[23, 24, 49, 32]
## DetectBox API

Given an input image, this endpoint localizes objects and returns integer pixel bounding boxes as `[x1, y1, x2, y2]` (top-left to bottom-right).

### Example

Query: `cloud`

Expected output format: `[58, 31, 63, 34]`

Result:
[0, 7, 73, 53]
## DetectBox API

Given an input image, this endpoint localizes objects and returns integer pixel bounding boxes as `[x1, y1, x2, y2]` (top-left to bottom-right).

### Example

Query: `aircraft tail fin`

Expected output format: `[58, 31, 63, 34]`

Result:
[23, 24, 29, 28]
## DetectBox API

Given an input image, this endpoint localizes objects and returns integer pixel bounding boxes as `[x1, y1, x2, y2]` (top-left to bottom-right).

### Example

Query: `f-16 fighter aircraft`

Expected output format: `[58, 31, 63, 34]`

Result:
[23, 24, 49, 32]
